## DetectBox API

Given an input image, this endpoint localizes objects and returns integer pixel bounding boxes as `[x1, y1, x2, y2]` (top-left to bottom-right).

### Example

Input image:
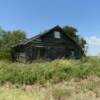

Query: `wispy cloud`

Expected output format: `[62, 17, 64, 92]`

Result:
[86, 36, 100, 46]
[85, 36, 100, 55]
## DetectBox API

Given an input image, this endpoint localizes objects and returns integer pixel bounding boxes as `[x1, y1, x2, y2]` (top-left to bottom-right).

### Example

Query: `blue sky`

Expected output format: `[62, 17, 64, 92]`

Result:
[0, 0, 100, 55]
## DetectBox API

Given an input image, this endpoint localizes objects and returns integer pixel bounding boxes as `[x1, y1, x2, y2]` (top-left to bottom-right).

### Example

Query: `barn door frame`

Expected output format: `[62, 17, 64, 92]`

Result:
[36, 47, 46, 59]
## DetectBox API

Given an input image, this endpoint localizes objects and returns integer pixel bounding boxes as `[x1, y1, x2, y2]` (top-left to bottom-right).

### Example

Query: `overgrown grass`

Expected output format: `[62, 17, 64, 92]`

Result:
[0, 78, 100, 100]
[0, 57, 100, 84]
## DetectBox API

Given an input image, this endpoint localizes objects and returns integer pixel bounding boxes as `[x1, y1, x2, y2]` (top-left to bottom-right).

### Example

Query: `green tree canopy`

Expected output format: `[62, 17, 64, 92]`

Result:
[63, 25, 87, 55]
[0, 28, 26, 59]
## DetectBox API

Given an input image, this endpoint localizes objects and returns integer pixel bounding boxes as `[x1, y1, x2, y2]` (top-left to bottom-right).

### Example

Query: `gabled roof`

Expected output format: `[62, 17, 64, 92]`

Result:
[12, 25, 81, 49]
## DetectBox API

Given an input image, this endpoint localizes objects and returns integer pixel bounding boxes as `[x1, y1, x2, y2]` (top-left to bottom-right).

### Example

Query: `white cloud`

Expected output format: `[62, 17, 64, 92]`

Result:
[85, 36, 100, 46]
[85, 36, 100, 55]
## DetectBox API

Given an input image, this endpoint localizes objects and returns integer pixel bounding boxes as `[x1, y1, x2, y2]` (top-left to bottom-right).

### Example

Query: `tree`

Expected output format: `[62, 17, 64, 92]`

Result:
[0, 29, 26, 59]
[63, 25, 87, 55]
[0, 30, 26, 47]
[63, 26, 78, 38]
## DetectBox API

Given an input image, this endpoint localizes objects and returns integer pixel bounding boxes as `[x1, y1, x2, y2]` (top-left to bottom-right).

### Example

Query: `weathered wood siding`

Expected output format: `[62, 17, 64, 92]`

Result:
[24, 29, 81, 60]
[11, 27, 82, 62]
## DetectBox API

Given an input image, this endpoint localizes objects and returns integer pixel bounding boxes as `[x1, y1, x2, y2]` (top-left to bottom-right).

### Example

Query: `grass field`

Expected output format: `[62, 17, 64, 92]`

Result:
[0, 57, 100, 100]
[0, 57, 100, 84]
[0, 77, 100, 100]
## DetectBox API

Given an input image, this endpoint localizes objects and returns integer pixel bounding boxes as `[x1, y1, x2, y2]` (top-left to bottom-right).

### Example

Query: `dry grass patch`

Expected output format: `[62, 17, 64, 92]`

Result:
[0, 77, 100, 100]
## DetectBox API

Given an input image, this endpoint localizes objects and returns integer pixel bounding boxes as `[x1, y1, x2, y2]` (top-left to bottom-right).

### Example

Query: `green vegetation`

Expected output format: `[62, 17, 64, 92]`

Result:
[0, 57, 99, 84]
[0, 57, 99, 99]
[0, 28, 26, 59]
[63, 26, 87, 55]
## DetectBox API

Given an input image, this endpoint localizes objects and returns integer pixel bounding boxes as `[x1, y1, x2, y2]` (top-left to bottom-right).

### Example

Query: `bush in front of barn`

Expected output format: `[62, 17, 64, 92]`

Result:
[0, 57, 99, 84]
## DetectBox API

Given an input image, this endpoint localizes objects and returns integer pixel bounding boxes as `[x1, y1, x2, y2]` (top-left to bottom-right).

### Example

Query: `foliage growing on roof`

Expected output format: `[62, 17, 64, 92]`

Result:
[63, 25, 87, 55]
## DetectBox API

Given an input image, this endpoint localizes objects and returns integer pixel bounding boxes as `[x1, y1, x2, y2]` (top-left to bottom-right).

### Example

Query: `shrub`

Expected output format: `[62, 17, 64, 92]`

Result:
[0, 57, 99, 84]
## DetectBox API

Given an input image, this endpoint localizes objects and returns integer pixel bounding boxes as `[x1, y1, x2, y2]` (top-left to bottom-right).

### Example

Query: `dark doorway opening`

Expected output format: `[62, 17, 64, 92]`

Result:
[37, 47, 46, 58]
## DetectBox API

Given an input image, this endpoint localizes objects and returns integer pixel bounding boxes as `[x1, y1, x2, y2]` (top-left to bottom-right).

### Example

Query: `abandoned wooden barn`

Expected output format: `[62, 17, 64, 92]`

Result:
[11, 26, 83, 62]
